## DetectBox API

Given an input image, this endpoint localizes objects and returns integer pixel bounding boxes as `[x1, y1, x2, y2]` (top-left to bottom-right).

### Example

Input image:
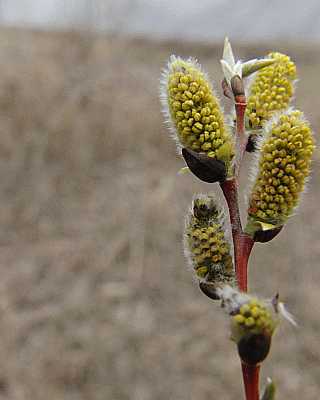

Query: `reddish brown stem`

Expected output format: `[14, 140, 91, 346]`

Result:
[237, 234, 254, 292]
[220, 179, 254, 292]
[220, 179, 242, 280]
[220, 179, 241, 232]
[234, 98, 247, 178]
[221, 84, 259, 400]
[242, 363, 260, 400]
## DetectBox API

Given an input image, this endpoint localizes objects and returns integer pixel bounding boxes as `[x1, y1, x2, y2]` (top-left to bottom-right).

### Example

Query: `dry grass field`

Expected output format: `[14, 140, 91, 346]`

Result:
[0, 28, 319, 399]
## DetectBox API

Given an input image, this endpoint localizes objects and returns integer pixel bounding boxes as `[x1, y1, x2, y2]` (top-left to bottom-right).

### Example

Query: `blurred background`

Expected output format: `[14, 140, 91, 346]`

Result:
[0, 1, 319, 399]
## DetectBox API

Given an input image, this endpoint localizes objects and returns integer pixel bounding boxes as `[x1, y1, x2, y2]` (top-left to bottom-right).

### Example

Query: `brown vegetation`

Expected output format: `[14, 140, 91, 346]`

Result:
[0, 28, 319, 399]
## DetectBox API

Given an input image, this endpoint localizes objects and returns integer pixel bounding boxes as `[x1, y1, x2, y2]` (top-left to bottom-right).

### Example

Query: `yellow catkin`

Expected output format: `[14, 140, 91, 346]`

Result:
[232, 298, 276, 337]
[185, 195, 235, 286]
[164, 56, 234, 169]
[248, 110, 314, 226]
[246, 52, 297, 129]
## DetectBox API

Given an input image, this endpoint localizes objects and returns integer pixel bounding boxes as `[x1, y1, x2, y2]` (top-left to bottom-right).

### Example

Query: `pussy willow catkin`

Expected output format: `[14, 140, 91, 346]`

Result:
[248, 110, 314, 227]
[185, 195, 235, 287]
[246, 52, 297, 129]
[216, 286, 279, 365]
[231, 298, 276, 340]
[162, 56, 234, 172]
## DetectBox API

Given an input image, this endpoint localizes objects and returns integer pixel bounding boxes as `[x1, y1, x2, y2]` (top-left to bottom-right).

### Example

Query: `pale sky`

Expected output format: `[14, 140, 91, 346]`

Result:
[0, 0, 319, 42]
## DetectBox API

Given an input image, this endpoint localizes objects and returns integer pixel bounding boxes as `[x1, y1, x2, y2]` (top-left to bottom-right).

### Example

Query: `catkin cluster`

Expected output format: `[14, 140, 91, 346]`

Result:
[246, 52, 296, 129]
[232, 298, 276, 339]
[185, 196, 234, 286]
[217, 285, 280, 365]
[162, 56, 234, 169]
[248, 110, 314, 226]
[230, 295, 278, 365]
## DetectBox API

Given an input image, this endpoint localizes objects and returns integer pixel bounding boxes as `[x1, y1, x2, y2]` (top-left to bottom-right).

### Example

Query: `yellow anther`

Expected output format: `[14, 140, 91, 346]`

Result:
[195, 266, 209, 278]
[245, 317, 256, 328]
[240, 304, 251, 316]
[234, 314, 245, 325]
[251, 307, 261, 319]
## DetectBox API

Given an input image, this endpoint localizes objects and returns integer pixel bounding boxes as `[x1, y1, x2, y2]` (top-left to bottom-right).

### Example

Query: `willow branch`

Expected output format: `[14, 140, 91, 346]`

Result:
[221, 76, 258, 400]
[242, 363, 260, 400]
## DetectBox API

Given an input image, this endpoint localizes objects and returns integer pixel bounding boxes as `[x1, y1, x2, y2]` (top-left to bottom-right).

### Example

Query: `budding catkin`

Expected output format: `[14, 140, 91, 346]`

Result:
[246, 52, 297, 129]
[162, 56, 234, 171]
[184, 195, 235, 287]
[248, 110, 314, 227]
[231, 298, 276, 341]
[231, 296, 277, 365]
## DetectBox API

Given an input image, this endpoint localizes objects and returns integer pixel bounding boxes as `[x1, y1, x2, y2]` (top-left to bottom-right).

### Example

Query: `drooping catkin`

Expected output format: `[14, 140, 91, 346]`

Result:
[216, 286, 279, 365]
[231, 296, 277, 365]
[247, 109, 314, 228]
[246, 52, 297, 130]
[231, 298, 276, 340]
[161, 56, 234, 173]
[184, 195, 235, 288]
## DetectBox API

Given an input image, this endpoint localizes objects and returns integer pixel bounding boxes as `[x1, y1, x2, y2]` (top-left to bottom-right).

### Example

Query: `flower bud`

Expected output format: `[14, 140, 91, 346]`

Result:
[220, 37, 242, 87]
[231, 298, 276, 338]
[184, 195, 235, 297]
[246, 52, 297, 130]
[161, 56, 234, 178]
[217, 287, 296, 364]
[231, 298, 276, 364]
[246, 110, 315, 235]
[217, 286, 278, 365]
[181, 148, 226, 183]
[238, 333, 271, 366]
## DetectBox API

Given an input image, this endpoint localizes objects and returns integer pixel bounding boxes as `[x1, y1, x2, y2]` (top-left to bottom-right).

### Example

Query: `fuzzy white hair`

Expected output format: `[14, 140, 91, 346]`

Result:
[217, 285, 297, 327]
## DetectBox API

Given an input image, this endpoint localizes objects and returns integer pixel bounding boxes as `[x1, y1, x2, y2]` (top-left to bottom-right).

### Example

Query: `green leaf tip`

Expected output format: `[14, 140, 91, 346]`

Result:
[242, 58, 276, 78]
[261, 378, 276, 400]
